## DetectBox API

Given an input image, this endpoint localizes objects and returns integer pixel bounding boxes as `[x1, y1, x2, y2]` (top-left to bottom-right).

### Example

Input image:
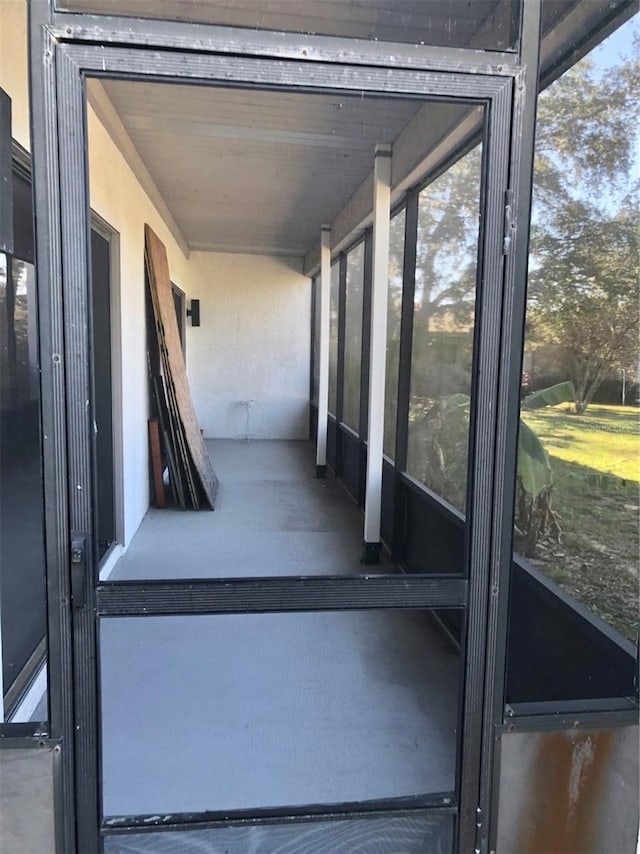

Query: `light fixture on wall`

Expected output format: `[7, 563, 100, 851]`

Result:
[187, 299, 200, 327]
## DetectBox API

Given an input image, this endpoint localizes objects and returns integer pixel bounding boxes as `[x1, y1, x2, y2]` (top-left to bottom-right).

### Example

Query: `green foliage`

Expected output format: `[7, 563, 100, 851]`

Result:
[413, 145, 482, 331]
[526, 31, 640, 414]
[521, 381, 577, 412]
[517, 419, 551, 498]
[408, 394, 470, 511]
[515, 384, 576, 555]
[410, 382, 575, 553]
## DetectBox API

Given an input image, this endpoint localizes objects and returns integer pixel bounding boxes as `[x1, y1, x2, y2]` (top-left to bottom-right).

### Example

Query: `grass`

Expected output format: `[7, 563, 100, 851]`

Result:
[521, 404, 639, 481]
[520, 404, 639, 642]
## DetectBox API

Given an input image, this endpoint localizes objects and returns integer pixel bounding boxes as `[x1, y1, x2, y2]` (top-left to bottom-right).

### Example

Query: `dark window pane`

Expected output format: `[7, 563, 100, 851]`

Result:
[384, 209, 406, 459]
[312, 274, 320, 405]
[507, 16, 639, 705]
[343, 242, 364, 432]
[406, 146, 482, 512]
[0, 251, 47, 716]
[514, 17, 639, 643]
[328, 261, 340, 416]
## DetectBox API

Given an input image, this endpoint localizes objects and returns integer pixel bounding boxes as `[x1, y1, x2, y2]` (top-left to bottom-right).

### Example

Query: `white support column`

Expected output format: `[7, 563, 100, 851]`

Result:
[363, 145, 392, 563]
[315, 225, 331, 476]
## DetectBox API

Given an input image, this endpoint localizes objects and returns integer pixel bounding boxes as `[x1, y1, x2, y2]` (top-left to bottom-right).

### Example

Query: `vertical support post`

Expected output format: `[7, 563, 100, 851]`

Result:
[0, 89, 13, 256]
[28, 2, 77, 850]
[315, 225, 331, 477]
[0, 91, 8, 720]
[392, 188, 418, 559]
[358, 228, 373, 507]
[482, 3, 544, 851]
[363, 144, 392, 564]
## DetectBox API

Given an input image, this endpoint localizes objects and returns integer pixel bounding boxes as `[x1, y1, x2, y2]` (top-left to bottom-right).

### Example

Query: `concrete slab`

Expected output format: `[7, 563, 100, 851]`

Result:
[101, 440, 460, 818]
[112, 440, 394, 579]
[101, 610, 459, 817]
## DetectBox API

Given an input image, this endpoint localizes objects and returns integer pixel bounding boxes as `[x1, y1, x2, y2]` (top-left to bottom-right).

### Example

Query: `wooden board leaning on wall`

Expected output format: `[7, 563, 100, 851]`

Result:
[144, 223, 219, 510]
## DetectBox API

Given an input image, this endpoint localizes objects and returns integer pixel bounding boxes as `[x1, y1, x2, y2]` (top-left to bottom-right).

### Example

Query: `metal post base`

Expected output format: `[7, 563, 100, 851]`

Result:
[316, 465, 327, 478]
[361, 541, 381, 565]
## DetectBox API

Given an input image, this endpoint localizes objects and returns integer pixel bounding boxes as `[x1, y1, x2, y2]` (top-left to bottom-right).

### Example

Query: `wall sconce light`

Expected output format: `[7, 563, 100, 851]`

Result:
[187, 299, 200, 327]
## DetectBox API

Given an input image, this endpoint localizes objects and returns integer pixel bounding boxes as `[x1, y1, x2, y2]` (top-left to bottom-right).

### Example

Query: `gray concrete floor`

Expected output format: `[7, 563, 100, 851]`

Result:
[102, 440, 460, 818]
[112, 440, 393, 579]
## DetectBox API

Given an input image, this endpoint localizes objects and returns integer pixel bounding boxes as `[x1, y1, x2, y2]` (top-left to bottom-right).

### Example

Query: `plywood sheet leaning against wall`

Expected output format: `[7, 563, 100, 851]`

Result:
[144, 224, 219, 509]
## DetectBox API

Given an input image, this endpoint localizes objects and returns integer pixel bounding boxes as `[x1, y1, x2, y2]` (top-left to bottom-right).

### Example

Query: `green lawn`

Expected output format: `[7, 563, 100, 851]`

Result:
[521, 404, 639, 482]
[520, 404, 639, 642]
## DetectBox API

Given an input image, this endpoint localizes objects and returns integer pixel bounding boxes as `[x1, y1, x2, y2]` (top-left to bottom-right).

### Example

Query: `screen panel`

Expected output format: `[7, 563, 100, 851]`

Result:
[103, 811, 455, 853]
[58, 0, 521, 52]
[100, 609, 462, 818]
[406, 145, 482, 514]
[342, 241, 364, 433]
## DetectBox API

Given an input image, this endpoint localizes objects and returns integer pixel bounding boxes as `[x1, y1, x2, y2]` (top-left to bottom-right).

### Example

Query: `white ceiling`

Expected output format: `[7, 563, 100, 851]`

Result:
[97, 80, 426, 257]
[83, 0, 626, 260]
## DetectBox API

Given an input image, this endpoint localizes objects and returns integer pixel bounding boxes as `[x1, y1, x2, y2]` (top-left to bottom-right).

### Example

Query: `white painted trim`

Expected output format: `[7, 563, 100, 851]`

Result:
[109, 228, 126, 550]
[99, 543, 124, 582]
[87, 79, 190, 259]
[190, 241, 305, 259]
[9, 660, 47, 723]
[90, 213, 126, 553]
[316, 226, 331, 468]
[364, 147, 392, 545]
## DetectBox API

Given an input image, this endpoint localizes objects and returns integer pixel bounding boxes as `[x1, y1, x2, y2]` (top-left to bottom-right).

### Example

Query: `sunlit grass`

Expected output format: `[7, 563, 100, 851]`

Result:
[521, 404, 639, 482]
[520, 404, 639, 641]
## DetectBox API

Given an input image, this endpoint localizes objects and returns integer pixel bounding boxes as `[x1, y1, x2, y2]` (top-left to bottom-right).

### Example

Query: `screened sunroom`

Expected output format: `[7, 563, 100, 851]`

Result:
[0, 1, 638, 852]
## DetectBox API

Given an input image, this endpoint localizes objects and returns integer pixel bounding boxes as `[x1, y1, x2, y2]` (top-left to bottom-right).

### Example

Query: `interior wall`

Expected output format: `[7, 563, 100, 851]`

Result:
[187, 252, 311, 440]
[2, 0, 312, 546]
[0, 1, 30, 152]
[86, 109, 196, 546]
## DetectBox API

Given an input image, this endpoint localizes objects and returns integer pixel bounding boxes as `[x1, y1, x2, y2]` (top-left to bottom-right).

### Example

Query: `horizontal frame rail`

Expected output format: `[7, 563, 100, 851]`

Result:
[59, 42, 515, 102]
[48, 8, 519, 75]
[102, 797, 457, 834]
[97, 576, 468, 616]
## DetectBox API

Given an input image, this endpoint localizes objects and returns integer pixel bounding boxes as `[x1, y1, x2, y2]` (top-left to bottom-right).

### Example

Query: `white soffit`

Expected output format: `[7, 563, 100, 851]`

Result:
[96, 79, 422, 257]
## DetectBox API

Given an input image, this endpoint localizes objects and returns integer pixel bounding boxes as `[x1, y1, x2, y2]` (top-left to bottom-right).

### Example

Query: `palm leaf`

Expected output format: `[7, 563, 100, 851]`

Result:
[521, 381, 575, 411]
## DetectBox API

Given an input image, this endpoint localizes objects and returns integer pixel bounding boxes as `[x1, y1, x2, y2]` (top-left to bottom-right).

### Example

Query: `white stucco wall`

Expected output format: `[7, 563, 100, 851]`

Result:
[2, 1, 312, 549]
[0, 1, 30, 151]
[86, 109, 198, 546]
[187, 252, 311, 440]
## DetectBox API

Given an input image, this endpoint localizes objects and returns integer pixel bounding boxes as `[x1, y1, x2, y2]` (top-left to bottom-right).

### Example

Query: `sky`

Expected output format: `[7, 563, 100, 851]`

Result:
[591, 13, 637, 73]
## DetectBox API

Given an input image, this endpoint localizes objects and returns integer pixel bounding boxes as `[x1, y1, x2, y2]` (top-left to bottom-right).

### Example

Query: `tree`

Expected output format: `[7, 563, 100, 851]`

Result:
[413, 145, 482, 332]
[526, 37, 640, 414]
[409, 145, 482, 416]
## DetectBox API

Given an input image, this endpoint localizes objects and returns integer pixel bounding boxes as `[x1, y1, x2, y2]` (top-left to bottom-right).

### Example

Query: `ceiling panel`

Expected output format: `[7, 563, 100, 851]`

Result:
[97, 80, 423, 255]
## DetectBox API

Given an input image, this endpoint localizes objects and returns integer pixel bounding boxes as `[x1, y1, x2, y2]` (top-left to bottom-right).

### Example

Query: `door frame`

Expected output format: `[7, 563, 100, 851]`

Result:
[89, 211, 125, 571]
[28, 3, 543, 852]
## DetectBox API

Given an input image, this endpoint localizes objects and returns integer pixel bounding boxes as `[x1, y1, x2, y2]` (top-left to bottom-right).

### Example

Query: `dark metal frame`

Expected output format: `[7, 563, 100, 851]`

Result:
[334, 233, 367, 500]
[0, 89, 13, 254]
[102, 802, 457, 841]
[334, 253, 347, 474]
[24, 2, 555, 851]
